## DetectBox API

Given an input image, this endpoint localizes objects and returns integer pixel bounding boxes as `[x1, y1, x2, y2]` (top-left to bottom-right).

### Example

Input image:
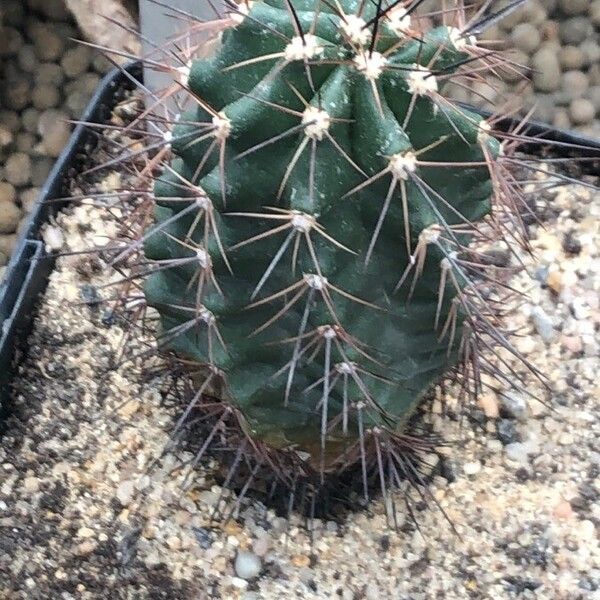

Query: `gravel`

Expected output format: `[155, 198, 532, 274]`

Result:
[444, 0, 600, 136]
[0, 0, 111, 272]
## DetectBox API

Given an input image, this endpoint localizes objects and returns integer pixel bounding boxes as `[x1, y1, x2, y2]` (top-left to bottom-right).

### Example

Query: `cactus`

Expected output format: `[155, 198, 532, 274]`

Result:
[119, 0, 538, 507]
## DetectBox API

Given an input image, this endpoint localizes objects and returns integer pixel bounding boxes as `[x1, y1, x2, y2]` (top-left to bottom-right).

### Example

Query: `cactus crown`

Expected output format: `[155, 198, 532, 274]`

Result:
[130, 0, 533, 504]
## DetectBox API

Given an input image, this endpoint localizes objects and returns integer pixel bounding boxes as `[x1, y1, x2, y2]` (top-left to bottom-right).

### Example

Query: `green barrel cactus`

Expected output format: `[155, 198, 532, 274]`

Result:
[140, 0, 511, 487]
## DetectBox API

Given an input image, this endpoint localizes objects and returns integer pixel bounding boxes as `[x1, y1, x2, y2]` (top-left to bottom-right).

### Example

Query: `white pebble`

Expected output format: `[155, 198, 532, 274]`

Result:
[234, 551, 262, 580]
[504, 442, 530, 464]
[43, 225, 64, 252]
[116, 480, 135, 506]
[463, 461, 481, 475]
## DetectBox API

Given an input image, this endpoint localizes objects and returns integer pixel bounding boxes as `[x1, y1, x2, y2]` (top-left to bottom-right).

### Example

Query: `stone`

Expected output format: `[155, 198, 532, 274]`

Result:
[500, 393, 529, 421]
[31, 158, 54, 187]
[61, 46, 92, 78]
[558, 0, 590, 15]
[32, 84, 60, 110]
[497, 419, 520, 445]
[504, 442, 530, 464]
[0, 200, 21, 234]
[559, 17, 593, 45]
[580, 40, 600, 67]
[561, 70, 589, 101]
[43, 225, 64, 252]
[0, 27, 23, 57]
[561, 335, 583, 354]
[558, 46, 585, 70]
[531, 48, 561, 92]
[22, 476, 40, 493]
[0, 252, 7, 268]
[79, 72, 101, 95]
[77, 526, 95, 538]
[479, 393, 499, 419]
[0, 111, 20, 133]
[116, 480, 135, 506]
[511, 23, 542, 54]
[0, 183, 17, 205]
[76, 540, 97, 556]
[38, 110, 71, 158]
[252, 535, 270, 557]
[3, 77, 32, 111]
[558, 432, 574, 446]
[570, 98, 596, 124]
[522, 0, 548, 25]
[553, 108, 571, 129]
[15, 132, 36, 153]
[66, 92, 90, 117]
[17, 44, 38, 73]
[21, 108, 40, 134]
[553, 500, 574, 520]
[4, 153, 32, 187]
[234, 551, 261, 579]
[463, 461, 481, 476]
[586, 85, 600, 112]
[35, 63, 65, 86]
[531, 306, 556, 342]
[30, 24, 64, 62]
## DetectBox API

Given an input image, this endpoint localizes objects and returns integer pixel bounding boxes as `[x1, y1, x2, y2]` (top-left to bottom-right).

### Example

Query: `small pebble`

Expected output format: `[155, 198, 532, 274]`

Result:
[505, 443, 531, 464]
[38, 110, 71, 158]
[569, 98, 596, 124]
[479, 393, 500, 419]
[497, 419, 520, 445]
[558, 45, 585, 70]
[558, 0, 589, 16]
[116, 480, 135, 506]
[553, 501, 574, 520]
[500, 393, 529, 421]
[511, 23, 542, 53]
[234, 551, 262, 580]
[30, 24, 64, 61]
[61, 46, 92, 78]
[531, 48, 562, 92]
[559, 17, 593, 45]
[32, 84, 60, 110]
[3, 77, 32, 111]
[463, 461, 481, 476]
[531, 306, 556, 343]
[35, 62, 65, 86]
[0, 126, 13, 148]
[4, 153, 32, 187]
[0, 183, 17, 205]
[558, 432, 575, 446]
[252, 535, 270, 557]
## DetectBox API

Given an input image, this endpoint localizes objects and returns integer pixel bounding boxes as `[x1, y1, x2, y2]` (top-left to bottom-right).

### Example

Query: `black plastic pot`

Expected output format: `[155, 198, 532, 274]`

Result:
[0, 63, 143, 405]
[0, 63, 598, 407]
